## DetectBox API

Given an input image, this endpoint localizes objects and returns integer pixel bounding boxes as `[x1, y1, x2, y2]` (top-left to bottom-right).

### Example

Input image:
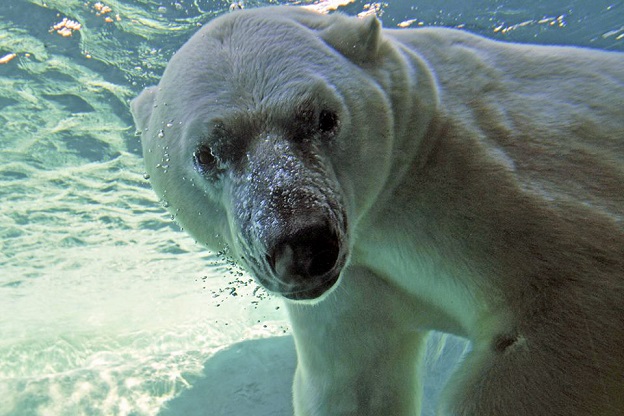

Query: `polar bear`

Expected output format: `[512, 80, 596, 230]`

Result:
[131, 6, 624, 416]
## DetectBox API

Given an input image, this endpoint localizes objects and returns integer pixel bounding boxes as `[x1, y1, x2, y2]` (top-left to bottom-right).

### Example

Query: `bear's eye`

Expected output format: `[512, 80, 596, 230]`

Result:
[194, 146, 218, 172]
[318, 110, 339, 135]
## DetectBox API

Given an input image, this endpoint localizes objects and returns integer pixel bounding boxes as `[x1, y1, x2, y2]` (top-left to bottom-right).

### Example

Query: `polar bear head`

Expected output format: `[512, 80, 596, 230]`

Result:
[131, 7, 430, 301]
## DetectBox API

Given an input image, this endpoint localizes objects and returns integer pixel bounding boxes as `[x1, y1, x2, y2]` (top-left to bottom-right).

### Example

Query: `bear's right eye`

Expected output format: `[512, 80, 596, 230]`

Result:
[194, 146, 218, 173]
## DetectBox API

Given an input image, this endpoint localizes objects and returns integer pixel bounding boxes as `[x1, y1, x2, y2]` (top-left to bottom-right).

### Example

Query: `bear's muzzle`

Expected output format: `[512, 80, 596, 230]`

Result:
[266, 220, 345, 300]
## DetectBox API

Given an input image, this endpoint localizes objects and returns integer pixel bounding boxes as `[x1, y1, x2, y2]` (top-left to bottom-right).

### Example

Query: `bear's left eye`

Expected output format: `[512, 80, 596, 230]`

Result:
[318, 110, 339, 135]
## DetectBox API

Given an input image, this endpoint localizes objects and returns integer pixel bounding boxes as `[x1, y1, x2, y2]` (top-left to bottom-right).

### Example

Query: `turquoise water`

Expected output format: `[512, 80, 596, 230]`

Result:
[0, 1, 622, 415]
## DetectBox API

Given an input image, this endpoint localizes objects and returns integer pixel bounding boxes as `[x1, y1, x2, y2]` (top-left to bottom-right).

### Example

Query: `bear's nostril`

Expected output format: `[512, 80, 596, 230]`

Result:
[306, 238, 340, 277]
[268, 226, 341, 281]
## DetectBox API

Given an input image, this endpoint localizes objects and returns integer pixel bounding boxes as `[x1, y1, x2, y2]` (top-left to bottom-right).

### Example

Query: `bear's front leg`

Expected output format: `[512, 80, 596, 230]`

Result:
[286, 266, 427, 416]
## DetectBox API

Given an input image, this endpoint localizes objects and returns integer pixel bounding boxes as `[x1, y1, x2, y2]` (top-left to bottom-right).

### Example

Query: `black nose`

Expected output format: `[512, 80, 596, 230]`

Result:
[268, 225, 341, 283]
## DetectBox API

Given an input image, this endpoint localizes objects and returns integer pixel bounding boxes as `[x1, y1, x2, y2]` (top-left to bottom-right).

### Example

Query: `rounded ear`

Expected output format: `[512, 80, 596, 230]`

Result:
[319, 14, 382, 64]
[130, 86, 158, 131]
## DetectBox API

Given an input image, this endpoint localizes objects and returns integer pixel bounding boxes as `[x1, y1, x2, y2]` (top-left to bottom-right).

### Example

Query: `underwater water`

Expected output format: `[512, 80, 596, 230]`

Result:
[0, 0, 622, 415]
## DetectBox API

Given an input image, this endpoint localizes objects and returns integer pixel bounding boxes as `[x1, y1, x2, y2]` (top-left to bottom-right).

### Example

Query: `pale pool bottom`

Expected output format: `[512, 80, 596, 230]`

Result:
[160, 332, 467, 416]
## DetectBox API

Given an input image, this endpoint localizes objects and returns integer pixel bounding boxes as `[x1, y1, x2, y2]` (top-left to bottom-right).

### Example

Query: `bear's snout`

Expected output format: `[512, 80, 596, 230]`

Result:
[266, 222, 344, 300]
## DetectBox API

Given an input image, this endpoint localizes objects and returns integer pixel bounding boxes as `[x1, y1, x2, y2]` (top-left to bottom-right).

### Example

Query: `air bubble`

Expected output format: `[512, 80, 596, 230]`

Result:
[157, 129, 165, 138]
[143, 173, 150, 180]
[156, 162, 169, 173]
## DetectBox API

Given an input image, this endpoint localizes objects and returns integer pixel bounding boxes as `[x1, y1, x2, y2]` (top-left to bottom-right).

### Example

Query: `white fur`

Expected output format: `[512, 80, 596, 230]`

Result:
[132, 6, 624, 415]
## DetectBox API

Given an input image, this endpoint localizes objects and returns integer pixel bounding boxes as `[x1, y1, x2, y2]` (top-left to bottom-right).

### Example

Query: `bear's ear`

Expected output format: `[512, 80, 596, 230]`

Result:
[130, 86, 158, 131]
[319, 14, 381, 64]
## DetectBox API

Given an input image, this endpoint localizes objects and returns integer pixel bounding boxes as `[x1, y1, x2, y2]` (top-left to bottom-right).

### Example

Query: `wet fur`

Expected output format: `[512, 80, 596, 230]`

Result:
[132, 6, 624, 415]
